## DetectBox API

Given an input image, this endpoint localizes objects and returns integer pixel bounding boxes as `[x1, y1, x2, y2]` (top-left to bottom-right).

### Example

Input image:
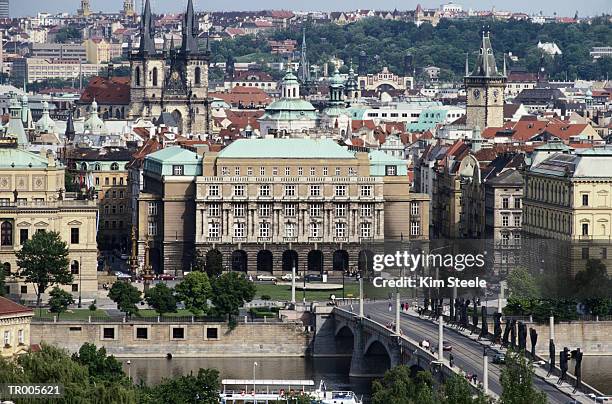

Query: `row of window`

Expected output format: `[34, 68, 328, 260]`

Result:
[501, 214, 522, 227]
[366, 112, 420, 118]
[501, 196, 521, 209]
[208, 203, 376, 218]
[0, 223, 80, 246]
[209, 184, 374, 198]
[78, 162, 123, 171]
[99, 325, 218, 341]
[3, 329, 25, 347]
[103, 220, 126, 230]
[97, 177, 125, 187]
[103, 204, 127, 215]
[209, 221, 374, 239]
[220, 166, 359, 177]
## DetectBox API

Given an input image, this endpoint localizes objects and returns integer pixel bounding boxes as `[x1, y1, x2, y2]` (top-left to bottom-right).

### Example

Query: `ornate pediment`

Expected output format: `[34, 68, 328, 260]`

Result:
[16, 221, 31, 227]
[67, 220, 83, 226]
[34, 221, 49, 227]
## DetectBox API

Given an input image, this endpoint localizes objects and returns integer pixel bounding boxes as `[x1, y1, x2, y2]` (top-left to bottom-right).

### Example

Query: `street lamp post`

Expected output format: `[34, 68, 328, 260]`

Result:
[127, 359, 131, 381]
[483, 347, 489, 393]
[78, 256, 82, 308]
[291, 264, 296, 305]
[252, 361, 258, 392]
[438, 314, 444, 361]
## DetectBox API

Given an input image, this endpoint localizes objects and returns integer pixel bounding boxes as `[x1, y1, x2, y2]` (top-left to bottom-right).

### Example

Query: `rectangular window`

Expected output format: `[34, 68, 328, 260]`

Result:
[582, 223, 589, 236]
[298, 167, 303, 175]
[148, 202, 157, 215]
[285, 167, 291, 176]
[17, 329, 24, 345]
[172, 164, 183, 175]
[502, 215, 509, 227]
[335, 167, 341, 176]
[411, 221, 420, 236]
[206, 327, 219, 340]
[309, 203, 322, 217]
[208, 204, 220, 217]
[335, 185, 347, 197]
[259, 184, 271, 196]
[385, 165, 397, 176]
[285, 185, 296, 196]
[234, 167, 240, 176]
[136, 327, 148, 339]
[221, 167, 229, 176]
[410, 201, 419, 216]
[285, 223, 296, 238]
[233, 222, 245, 238]
[310, 185, 321, 197]
[360, 185, 372, 197]
[502, 197, 509, 209]
[259, 204, 271, 217]
[582, 194, 589, 206]
[361, 204, 372, 217]
[323, 167, 328, 176]
[70, 228, 79, 244]
[102, 327, 115, 339]
[502, 233, 510, 246]
[309, 222, 320, 238]
[233, 204, 245, 217]
[259, 222, 270, 238]
[208, 185, 219, 197]
[284, 203, 296, 217]
[19, 229, 28, 245]
[3, 330, 10, 346]
[360, 222, 371, 238]
[232, 185, 245, 197]
[147, 221, 157, 236]
[309, 167, 315, 176]
[95, 177, 99, 185]
[260, 166, 265, 176]
[20, 285, 27, 294]
[335, 222, 347, 238]
[335, 203, 347, 217]
[514, 215, 521, 227]
[247, 167, 253, 176]
[602, 248, 608, 259]
[514, 198, 521, 209]
[72, 284, 78, 292]
[171, 327, 185, 339]
[208, 222, 220, 238]
[105, 178, 109, 186]
[272, 167, 278, 176]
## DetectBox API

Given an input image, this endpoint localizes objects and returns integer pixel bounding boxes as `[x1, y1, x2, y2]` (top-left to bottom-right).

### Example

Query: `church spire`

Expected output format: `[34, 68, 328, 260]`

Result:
[469, 27, 500, 78]
[299, 27, 309, 83]
[139, 0, 156, 55]
[181, 0, 199, 54]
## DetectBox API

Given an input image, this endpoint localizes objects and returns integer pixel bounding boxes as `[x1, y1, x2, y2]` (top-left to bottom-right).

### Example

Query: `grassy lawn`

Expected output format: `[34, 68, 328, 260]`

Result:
[34, 308, 109, 320]
[135, 309, 196, 318]
[256, 283, 360, 302]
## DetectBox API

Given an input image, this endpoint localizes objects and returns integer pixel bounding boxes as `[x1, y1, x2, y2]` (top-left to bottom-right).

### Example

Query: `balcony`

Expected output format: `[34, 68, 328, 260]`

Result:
[283, 236, 298, 243]
[334, 236, 348, 243]
[232, 237, 247, 243]
[308, 237, 322, 242]
[579, 235, 592, 241]
[257, 237, 272, 243]
[359, 236, 374, 242]
[207, 237, 221, 243]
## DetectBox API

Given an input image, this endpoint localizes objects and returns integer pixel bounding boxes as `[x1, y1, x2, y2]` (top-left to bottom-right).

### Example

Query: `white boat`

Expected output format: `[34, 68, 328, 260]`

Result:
[219, 379, 362, 404]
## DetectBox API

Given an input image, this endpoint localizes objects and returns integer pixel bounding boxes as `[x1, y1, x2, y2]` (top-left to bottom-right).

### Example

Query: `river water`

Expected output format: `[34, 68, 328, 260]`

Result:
[122, 356, 612, 396]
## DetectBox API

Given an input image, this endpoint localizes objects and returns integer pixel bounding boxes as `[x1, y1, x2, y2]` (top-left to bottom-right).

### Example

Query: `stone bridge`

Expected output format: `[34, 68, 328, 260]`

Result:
[311, 306, 454, 379]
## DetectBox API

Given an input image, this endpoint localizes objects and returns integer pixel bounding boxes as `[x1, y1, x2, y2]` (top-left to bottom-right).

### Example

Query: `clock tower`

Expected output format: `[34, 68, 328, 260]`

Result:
[465, 30, 506, 129]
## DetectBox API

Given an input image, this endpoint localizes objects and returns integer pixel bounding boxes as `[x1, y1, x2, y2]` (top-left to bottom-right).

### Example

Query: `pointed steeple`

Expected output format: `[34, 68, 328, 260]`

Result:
[469, 28, 501, 78]
[65, 108, 75, 140]
[181, 0, 199, 54]
[139, 0, 156, 55]
[299, 27, 309, 83]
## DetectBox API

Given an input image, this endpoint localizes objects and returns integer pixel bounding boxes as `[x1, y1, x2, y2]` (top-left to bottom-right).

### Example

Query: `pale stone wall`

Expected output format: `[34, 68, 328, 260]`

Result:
[527, 322, 612, 356]
[31, 321, 311, 358]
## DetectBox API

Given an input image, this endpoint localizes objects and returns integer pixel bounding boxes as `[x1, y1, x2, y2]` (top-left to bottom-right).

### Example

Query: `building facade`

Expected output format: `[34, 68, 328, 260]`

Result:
[523, 148, 612, 275]
[0, 144, 98, 301]
[0, 297, 33, 358]
[194, 138, 428, 276]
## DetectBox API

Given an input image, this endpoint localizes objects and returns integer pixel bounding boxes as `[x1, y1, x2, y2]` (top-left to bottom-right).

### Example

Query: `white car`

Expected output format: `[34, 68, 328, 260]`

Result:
[256, 274, 277, 282]
[281, 273, 301, 281]
[114, 271, 131, 279]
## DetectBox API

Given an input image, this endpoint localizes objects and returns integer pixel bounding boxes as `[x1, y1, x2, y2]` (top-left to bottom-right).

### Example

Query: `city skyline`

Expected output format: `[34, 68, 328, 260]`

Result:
[7, 0, 611, 18]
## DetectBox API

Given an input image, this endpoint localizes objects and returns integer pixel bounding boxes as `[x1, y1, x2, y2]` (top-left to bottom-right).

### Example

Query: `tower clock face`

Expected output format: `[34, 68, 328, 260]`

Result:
[473, 89, 481, 100]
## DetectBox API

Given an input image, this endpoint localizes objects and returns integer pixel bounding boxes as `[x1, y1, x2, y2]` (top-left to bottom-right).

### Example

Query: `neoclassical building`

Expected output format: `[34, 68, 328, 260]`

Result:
[194, 138, 429, 275]
[523, 148, 612, 275]
[129, 0, 209, 134]
[0, 142, 98, 301]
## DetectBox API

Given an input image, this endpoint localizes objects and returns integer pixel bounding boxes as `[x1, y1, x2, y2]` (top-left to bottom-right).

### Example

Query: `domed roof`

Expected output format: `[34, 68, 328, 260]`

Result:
[84, 100, 107, 134]
[35, 101, 56, 133]
[266, 98, 316, 112]
[282, 69, 299, 85]
[329, 68, 344, 87]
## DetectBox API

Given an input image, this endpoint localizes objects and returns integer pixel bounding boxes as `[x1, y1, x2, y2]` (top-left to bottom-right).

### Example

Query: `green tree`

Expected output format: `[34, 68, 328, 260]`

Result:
[144, 283, 177, 315]
[507, 268, 540, 300]
[175, 271, 212, 316]
[500, 350, 547, 404]
[54, 27, 82, 43]
[204, 249, 223, 278]
[191, 249, 206, 272]
[48, 286, 74, 319]
[210, 272, 256, 321]
[16, 230, 71, 307]
[442, 374, 489, 404]
[108, 281, 141, 317]
[372, 366, 436, 404]
[140, 368, 220, 404]
[72, 343, 125, 382]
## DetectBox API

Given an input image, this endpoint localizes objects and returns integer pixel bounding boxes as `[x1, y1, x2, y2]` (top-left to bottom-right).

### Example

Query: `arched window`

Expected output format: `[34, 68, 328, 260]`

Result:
[110, 162, 119, 171]
[195, 66, 201, 85]
[71, 260, 79, 275]
[94, 163, 101, 171]
[81, 162, 87, 171]
[135, 66, 141, 86]
[152, 67, 158, 86]
[1, 222, 12, 246]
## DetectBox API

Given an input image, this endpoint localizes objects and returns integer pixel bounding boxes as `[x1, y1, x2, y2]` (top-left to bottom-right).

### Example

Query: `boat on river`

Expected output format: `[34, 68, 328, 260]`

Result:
[219, 379, 362, 403]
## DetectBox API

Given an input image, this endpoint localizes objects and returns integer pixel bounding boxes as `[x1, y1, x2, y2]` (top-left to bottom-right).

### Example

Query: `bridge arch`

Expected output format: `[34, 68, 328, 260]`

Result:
[363, 339, 392, 376]
[334, 325, 354, 355]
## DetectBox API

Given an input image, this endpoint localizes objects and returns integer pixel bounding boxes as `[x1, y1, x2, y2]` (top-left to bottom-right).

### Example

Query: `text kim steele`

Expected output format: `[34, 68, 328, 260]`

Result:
[372, 276, 487, 289]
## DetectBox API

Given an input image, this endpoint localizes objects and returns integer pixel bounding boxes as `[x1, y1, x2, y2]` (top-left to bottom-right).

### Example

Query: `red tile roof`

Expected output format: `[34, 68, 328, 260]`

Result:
[0, 297, 33, 316]
[210, 86, 272, 108]
[79, 76, 130, 105]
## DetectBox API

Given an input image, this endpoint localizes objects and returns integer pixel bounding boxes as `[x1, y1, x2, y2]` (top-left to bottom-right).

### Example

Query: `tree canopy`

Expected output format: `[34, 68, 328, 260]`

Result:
[144, 283, 177, 315]
[108, 281, 142, 317]
[175, 271, 212, 316]
[48, 287, 74, 319]
[500, 350, 547, 404]
[210, 272, 256, 321]
[16, 230, 71, 307]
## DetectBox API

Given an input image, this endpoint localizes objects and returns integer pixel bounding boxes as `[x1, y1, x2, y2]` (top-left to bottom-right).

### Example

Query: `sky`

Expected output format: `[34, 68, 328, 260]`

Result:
[8, 0, 611, 18]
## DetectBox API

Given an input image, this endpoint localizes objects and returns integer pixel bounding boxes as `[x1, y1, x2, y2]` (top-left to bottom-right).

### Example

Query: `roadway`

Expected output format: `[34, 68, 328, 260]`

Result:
[363, 301, 573, 404]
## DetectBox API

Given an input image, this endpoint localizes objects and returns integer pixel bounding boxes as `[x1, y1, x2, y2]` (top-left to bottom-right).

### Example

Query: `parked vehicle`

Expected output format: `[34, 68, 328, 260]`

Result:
[492, 353, 506, 364]
[256, 274, 277, 282]
[114, 271, 131, 279]
[157, 274, 175, 281]
[281, 273, 301, 281]
[120, 253, 129, 260]
[304, 274, 323, 282]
